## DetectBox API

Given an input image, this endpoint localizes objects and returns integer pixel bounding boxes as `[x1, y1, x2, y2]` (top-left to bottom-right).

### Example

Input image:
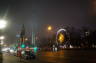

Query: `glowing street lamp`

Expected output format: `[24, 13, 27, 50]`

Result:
[0, 19, 7, 29]
[0, 36, 5, 40]
[47, 25, 53, 45]
[47, 26, 52, 31]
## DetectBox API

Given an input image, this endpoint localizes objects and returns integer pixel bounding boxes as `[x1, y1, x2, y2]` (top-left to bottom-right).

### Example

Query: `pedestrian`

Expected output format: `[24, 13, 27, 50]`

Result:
[18, 50, 22, 62]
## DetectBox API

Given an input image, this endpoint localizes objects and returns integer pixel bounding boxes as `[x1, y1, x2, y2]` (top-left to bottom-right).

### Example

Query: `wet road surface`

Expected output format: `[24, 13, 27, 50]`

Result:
[2, 49, 96, 63]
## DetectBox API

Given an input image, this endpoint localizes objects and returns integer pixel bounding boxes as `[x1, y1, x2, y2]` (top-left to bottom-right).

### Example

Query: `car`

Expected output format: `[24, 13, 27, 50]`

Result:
[24, 51, 36, 60]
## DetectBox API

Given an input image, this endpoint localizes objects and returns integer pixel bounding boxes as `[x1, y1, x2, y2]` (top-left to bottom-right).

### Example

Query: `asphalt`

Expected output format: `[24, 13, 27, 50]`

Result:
[2, 50, 96, 63]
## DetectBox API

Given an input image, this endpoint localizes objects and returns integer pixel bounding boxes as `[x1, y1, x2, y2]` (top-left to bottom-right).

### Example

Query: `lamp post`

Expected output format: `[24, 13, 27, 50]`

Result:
[47, 25, 53, 47]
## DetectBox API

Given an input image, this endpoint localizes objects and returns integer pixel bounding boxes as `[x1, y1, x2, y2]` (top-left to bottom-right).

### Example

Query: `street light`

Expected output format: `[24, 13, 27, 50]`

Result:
[47, 25, 53, 47]
[0, 36, 5, 40]
[0, 19, 7, 29]
[47, 26, 52, 31]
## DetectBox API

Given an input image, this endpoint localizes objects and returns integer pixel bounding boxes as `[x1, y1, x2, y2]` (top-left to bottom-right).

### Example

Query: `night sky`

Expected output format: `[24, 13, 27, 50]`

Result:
[0, 0, 96, 44]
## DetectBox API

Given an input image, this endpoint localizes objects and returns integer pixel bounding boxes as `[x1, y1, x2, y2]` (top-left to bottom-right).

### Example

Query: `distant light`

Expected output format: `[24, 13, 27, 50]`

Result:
[70, 45, 73, 48]
[9, 49, 14, 53]
[26, 46, 30, 51]
[34, 47, 37, 50]
[34, 47, 38, 53]
[21, 44, 26, 48]
[21, 51, 25, 54]
[55, 47, 57, 51]
[56, 28, 66, 43]
[58, 33, 64, 43]
[26, 46, 29, 48]
[0, 19, 7, 29]
[48, 26, 52, 31]
[25, 38, 28, 41]
[0, 36, 5, 40]
[2, 47, 9, 52]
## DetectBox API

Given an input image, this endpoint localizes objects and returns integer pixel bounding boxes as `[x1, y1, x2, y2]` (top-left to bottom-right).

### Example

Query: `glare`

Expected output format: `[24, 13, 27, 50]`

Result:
[0, 19, 7, 29]
[55, 47, 57, 51]
[58, 33, 64, 43]
[9, 49, 14, 53]
[34, 47, 38, 53]
[21, 51, 25, 54]
[70, 45, 73, 48]
[48, 26, 52, 31]
[56, 28, 66, 43]
[25, 38, 28, 41]
[2, 47, 10, 52]
[0, 36, 5, 40]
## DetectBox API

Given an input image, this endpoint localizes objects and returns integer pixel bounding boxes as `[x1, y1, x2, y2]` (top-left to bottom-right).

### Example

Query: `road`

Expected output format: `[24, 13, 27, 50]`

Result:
[2, 49, 96, 63]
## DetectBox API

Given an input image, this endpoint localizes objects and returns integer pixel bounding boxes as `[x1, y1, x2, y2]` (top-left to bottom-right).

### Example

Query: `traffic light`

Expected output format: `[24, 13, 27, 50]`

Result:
[34, 47, 38, 53]
[21, 44, 26, 48]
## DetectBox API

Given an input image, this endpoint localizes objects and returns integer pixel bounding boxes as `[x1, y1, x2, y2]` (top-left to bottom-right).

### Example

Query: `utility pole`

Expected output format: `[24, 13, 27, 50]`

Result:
[32, 31, 35, 46]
